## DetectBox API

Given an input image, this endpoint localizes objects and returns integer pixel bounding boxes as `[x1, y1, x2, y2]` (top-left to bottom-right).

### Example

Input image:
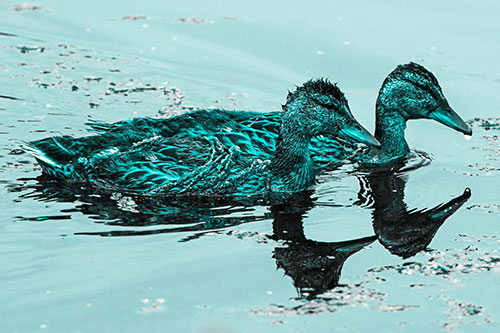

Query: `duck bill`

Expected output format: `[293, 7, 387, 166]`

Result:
[339, 121, 381, 148]
[331, 235, 378, 253]
[425, 187, 471, 221]
[428, 102, 472, 136]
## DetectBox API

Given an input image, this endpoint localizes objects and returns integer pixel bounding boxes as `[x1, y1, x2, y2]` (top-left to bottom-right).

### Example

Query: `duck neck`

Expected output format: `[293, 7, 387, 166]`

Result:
[269, 125, 315, 192]
[374, 104, 410, 160]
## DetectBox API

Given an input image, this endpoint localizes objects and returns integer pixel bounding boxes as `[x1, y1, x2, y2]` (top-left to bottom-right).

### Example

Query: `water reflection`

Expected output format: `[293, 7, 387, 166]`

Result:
[270, 192, 376, 299]
[359, 170, 471, 258]
[13, 177, 271, 239]
[268, 170, 471, 299]
[12, 168, 471, 298]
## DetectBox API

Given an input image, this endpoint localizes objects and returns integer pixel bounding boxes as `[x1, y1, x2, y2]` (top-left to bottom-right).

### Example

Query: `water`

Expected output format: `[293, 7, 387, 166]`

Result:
[1, 0, 499, 331]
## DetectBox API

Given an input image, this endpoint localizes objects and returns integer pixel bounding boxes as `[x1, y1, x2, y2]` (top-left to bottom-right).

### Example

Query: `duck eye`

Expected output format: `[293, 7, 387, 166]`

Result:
[315, 99, 338, 110]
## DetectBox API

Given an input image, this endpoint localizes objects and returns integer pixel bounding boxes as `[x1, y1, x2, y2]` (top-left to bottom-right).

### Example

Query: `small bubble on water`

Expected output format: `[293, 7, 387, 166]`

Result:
[464, 134, 472, 140]
[142, 298, 149, 303]
[40, 324, 47, 329]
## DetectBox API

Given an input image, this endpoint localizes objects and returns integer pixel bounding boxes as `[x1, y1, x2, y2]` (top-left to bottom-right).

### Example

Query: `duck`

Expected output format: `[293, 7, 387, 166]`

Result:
[24, 79, 380, 196]
[361, 62, 472, 166]
[110, 62, 468, 168]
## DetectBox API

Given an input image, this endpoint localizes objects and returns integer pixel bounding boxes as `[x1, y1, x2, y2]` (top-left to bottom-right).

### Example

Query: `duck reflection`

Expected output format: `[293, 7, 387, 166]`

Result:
[269, 192, 376, 299]
[359, 170, 471, 258]
[13, 177, 271, 238]
[268, 171, 471, 298]
[14, 169, 471, 298]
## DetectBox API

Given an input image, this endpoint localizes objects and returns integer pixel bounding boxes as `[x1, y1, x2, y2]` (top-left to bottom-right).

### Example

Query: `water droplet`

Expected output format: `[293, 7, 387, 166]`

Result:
[464, 134, 472, 141]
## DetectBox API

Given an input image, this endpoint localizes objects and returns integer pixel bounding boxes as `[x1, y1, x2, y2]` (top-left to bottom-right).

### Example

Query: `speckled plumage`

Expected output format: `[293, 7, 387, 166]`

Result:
[25, 79, 378, 196]
[146, 63, 471, 169]
[369, 62, 472, 165]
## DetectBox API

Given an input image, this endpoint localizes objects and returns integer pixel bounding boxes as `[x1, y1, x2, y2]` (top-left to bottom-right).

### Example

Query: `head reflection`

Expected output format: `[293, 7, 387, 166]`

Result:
[269, 192, 376, 299]
[359, 170, 471, 258]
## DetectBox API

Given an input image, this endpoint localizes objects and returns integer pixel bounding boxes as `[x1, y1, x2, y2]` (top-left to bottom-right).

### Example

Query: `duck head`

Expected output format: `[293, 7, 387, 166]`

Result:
[282, 78, 380, 147]
[377, 62, 472, 136]
[270, 79, 379, 192]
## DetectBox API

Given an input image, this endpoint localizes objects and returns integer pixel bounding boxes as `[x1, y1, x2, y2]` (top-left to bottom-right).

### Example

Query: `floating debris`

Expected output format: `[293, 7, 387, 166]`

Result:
[467, 162, 499, 175]
[468, 117, 500, 130]
[84, 76, 103, 82]
[373, 304, 419, 312]
[122, 15, 148, 21]
[467, 203, 500, 213]
[212, 91, 240, 108]
[105, 84, 158, 95]
[14, 3, 42, 12]
[175, 17, 209, 24]
[367, 247, 500, 280]
[434, 296, 491, 331]
[16, 45, 45, 53]
[109, 15, 148, 21]
[252, 282, 386, 316]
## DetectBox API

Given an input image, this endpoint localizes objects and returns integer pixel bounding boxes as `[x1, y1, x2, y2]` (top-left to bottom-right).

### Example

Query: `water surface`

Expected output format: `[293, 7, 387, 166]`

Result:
[1, 1, 499, 332]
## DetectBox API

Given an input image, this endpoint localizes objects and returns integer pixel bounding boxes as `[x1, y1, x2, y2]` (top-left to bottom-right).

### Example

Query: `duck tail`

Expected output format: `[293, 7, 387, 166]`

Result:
[85, 117, 114, 133]
[21, 138, 78, 179]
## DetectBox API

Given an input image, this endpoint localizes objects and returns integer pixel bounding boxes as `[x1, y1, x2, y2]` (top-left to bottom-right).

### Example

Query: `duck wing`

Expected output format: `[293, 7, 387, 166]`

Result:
[88, 132, 271, 195]
[86, 109, 263, 135]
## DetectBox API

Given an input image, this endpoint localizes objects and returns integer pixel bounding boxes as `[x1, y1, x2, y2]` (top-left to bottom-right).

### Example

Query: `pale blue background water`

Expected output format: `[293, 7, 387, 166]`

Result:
[1, 1, 499, 332]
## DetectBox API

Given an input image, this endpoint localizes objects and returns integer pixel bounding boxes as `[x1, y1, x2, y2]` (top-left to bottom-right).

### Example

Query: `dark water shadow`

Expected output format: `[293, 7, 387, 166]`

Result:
[11, 166, 471, 299]
[12, 176, 276, 239]
[269, 192, 376, 299]
[356, 169, 472, 258]
[267, 168, 471, 299]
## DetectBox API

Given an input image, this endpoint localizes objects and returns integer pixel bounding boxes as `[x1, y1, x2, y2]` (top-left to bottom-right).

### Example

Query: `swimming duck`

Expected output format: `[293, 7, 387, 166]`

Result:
[24, 79, 379, 196]
[364, 62, 472, 166]
[118, 63, 469, 168]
